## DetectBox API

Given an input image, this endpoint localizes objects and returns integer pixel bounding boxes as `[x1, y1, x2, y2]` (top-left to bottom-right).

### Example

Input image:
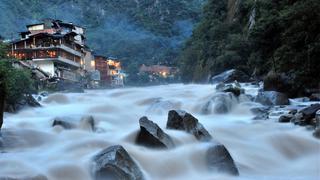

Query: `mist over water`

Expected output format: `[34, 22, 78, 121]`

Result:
[1, 84, 320, 180]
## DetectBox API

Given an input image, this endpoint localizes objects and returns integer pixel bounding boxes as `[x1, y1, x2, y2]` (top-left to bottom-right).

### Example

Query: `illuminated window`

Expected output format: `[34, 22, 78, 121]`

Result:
[91, 60, 95, 67]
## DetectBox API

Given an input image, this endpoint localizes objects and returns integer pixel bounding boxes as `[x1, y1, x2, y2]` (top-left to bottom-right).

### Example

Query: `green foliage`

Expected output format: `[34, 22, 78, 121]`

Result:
[0, 42, 8, 59]
[179, 0, 320, 94]
[0, 62, 34, 105]
[0, 42, 34, 106]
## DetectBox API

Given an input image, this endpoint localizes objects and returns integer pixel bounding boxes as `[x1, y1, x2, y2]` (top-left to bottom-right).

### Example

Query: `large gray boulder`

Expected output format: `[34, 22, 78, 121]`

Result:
[211, 69, 250, 84]
[297, 104, 320, 126]
[136, 117, 175, 149]
[255, 91, 289, 106]
[299, 104, 320, 120]
[167, 110, 212, 142]
[92, 145, 144, 180]
[206, 144, 239, 176]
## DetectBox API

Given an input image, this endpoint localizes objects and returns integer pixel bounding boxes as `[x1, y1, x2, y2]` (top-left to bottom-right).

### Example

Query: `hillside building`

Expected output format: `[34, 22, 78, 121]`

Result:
[9, 19, 85, 82]
[94, 56, 124, 87]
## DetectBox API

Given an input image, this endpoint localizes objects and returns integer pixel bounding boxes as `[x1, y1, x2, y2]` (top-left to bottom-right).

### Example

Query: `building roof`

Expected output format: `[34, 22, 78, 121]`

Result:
[11, 31, 79, 44]
[26, 23, 44, 28]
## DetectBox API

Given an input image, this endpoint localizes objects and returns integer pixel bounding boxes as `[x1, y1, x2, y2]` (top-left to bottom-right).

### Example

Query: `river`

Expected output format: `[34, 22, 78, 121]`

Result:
[1, 84, 319, 180]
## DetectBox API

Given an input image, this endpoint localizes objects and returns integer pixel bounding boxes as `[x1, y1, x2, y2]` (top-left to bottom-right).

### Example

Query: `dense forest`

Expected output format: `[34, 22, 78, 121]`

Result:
[179, 0, 320, 96]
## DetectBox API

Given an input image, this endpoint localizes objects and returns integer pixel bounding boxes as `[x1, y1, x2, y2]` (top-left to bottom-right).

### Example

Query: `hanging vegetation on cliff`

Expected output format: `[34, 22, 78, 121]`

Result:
[179, 0, 320, 95]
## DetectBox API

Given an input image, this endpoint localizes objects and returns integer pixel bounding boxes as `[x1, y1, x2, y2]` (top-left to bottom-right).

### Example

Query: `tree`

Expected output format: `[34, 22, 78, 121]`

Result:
[0, 42, 34, 129]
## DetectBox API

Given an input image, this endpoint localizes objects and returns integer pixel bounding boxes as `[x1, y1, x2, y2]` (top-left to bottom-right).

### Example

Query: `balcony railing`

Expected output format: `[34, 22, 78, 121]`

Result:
[15, 44, 82, 57]
[33, 56, 80, 68]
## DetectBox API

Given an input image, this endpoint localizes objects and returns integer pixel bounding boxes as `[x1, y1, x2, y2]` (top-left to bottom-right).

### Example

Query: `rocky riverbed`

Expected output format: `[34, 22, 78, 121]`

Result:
[0, 84, 319, 180]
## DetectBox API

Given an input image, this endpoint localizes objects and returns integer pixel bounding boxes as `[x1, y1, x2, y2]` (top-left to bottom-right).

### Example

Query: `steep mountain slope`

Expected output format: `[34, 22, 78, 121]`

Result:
[0, 0, 205, 70]
[179, 0, 320, 95]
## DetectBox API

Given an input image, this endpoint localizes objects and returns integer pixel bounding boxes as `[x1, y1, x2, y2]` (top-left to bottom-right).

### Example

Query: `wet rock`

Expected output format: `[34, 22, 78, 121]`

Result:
[40, 91, 49, 97]
[279, 114, 294, 123]
[26, 94, 41, 107]
[263, 72, 295, 97]
[310, 93, 320, 101]
[211, 69, 250, 84]
[52, 118, 76, 129]
[250, 106, 270, 120]
[167, 110, 212, 142]
[0, 175, 48, 180]
[80, 115, 95, 131]
[215, 83, 226, 91]
[136, 117, 175, 149]
[216, 83, 244, 97]
[206, 144, 239, 176]
[255, 91, 289, 106]
[291, 104, 320, 126]
[291, 112, 304, 125]
[299, 104, 320, 124]
[313, 128, 320, 139]
[202, 93, 237, 114]
[222, 87, 242, 97]
[92, 145, 144, 180]
[288, 109, 298, 115]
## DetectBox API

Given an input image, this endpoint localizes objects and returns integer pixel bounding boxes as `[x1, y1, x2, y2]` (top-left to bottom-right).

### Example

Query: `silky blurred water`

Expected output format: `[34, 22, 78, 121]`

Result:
[1, 84, 319, 180]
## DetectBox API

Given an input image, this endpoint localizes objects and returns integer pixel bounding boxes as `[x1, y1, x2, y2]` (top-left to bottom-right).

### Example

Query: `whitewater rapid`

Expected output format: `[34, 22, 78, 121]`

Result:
[1, 84, 319, 180]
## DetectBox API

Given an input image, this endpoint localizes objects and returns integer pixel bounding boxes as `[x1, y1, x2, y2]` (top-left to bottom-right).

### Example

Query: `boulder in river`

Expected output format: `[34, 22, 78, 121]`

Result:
[310, 93, 320, 101]
[255, 91, 289, 106]
[206, 143, 239, 176]
[278, 114, 294, 123]
[52, 117, 76, 129]
[92, 145, 144, 180]
[313, 128, 320, 139]
[167, 110, 212, 142]
[79, 115, 96, 131]
[221, 85, 242, 97]
[25, 94, 41, 107]
[287, 104, 320, 127]
[136, 116, 175, 149]
[211, 69, 250, 84]
[250, 106, 270, 120]
[202, 93, 237, 114]
[299, 104, 320, 124]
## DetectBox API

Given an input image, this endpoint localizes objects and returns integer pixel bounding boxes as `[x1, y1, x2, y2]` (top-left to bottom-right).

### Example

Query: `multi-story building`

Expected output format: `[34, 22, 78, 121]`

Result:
[139, 64, 178, 78]
[9, 19, 85, 82]
[106, 57, 124, 87]
[94, 56, 124, 87]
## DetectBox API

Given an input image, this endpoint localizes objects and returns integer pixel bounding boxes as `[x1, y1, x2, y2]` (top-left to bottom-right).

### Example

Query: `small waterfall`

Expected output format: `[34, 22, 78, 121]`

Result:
[248, 0, 257, 31]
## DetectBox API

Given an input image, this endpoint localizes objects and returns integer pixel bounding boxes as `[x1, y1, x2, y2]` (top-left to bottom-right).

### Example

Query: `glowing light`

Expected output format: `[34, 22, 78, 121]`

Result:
[91, 60, 95, 67]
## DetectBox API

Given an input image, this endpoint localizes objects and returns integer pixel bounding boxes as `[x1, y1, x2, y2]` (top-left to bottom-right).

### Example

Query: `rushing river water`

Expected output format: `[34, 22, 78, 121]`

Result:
[1, 84, 320, 180]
